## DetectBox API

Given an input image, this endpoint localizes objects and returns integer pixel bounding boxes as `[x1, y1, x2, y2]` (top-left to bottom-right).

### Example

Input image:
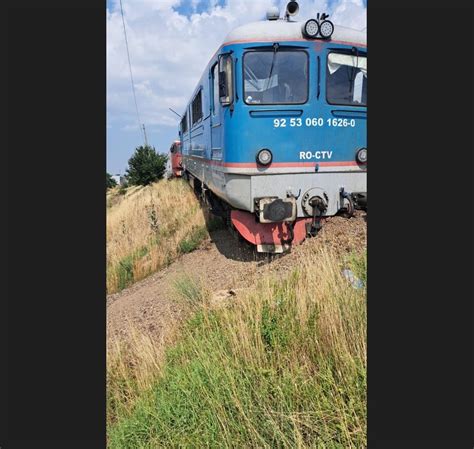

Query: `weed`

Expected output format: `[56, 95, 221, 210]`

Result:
[173, 274, 208, 308]
[146, 205, 159, 234]
[116, 255, 134, 291]
[107, 248, 367, 448]
[345, 250, 367, 284]
[107, 179, 207, 293]
[178, 225, 208, 254]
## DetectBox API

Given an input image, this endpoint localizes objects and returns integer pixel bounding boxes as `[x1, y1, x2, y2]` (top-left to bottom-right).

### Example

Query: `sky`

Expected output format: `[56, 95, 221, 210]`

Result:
[106, 0, 366, 175]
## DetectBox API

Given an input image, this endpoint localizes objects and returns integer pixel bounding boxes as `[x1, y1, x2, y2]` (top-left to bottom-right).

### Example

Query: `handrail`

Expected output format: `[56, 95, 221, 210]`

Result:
[249, 109, 303, 117]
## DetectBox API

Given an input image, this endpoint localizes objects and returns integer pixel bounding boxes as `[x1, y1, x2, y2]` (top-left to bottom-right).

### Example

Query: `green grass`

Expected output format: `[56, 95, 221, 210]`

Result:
[114, 246, 150, 291]
[178, 225, 208, 254]
[177, 214, 224, 255]
[345, 250, 367, 284]
[107, 249, 367, 448]
[173, 274, 208, 309]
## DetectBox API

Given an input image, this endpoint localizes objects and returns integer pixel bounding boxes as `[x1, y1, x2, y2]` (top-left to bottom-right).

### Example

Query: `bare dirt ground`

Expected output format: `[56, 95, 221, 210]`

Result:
[107, 211, 367, 346]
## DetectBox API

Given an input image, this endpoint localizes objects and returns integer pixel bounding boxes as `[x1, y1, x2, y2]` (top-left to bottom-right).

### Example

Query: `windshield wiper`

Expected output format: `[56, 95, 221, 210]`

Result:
[348, 46, 359, 95]
[265, 43, 280, 91]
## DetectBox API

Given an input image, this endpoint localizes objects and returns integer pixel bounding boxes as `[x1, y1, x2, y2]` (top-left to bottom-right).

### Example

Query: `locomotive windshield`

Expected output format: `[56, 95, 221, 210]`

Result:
[243, 50, 308, 105]
[326, 51, 367, 106]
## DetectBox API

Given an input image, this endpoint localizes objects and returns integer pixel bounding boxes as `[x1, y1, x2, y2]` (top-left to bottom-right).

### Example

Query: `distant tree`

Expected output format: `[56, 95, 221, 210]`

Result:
[126, 145, 168, 186]
[107, 172, 117, 189]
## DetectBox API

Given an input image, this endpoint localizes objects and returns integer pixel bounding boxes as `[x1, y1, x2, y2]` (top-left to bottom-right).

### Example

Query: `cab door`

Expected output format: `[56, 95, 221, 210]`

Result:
[210, 62, 223, 161]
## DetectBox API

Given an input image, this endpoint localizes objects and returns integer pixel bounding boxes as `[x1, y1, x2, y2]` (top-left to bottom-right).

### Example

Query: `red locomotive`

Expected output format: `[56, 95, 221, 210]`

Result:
[169, 140, 183, 178]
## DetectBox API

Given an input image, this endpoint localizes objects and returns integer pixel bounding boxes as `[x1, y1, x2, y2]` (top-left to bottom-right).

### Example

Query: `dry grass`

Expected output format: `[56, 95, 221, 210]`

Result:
[107, 246, 367, 448]
[106, 179, 207, 294]
[106, 324, 181, 428]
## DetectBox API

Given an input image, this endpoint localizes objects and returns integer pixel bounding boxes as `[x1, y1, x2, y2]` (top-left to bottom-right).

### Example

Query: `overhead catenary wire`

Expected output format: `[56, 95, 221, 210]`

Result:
[119, 0, 148, 146]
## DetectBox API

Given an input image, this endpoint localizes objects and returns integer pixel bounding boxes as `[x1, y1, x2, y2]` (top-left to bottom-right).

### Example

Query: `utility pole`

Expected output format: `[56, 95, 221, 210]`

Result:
[142, 124, 149, 147]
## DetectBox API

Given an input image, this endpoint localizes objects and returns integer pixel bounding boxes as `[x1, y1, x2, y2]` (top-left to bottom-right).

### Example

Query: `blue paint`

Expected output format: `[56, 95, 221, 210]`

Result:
[180, 40, 366, 167]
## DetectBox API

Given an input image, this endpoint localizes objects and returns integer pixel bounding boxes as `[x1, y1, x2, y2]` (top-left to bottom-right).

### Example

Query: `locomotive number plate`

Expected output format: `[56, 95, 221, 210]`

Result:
[273, 118, 356, 128]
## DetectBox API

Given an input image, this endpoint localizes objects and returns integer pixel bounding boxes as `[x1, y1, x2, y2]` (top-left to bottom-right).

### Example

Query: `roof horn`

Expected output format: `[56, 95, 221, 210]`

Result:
[285, 1, 299, 20]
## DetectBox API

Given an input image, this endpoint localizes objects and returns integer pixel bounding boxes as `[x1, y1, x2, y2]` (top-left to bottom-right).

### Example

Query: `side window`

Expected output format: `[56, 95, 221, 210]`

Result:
[192, 89, 203, 125]
[180, 112, 188, 134]
[218, 54, 233, 105]
[212, 63, 219, 115]
[326, 51, 367, 106]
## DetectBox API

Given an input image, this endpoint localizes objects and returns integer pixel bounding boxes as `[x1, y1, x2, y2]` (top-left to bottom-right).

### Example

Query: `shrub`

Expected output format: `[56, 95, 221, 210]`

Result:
[107, 172, 117, 189]
[126, 145, 168, 186]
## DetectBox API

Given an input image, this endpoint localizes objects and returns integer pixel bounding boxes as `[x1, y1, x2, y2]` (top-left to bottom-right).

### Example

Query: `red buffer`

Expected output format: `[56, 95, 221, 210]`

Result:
[230, 209, 313, 252]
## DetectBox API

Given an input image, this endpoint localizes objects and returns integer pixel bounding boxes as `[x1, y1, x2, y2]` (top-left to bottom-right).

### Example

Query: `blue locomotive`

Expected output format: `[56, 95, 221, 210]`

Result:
[179, 2, 366, 253]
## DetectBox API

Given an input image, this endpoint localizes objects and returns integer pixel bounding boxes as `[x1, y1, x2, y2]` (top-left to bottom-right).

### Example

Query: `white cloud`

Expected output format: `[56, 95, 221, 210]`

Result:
[331, 0, 367, 31]
[107, 0, 366, 135]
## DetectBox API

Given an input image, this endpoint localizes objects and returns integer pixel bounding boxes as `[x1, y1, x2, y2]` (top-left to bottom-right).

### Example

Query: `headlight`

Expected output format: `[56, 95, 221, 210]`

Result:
[319, 20, 334, 39]
[356, 148, 367, 164]
[302, 19, 319, 39]
[257, 149, 273, 165]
